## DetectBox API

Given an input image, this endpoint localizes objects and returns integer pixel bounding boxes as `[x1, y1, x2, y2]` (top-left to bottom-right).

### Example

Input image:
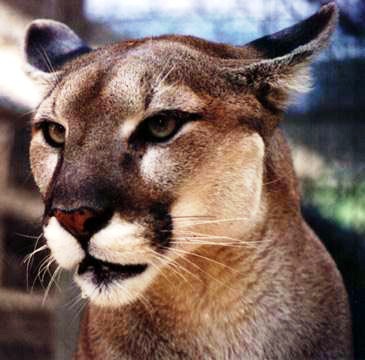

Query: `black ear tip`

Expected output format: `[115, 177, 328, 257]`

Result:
[318, 1, 339, 23]
[320, 1, 338, 14]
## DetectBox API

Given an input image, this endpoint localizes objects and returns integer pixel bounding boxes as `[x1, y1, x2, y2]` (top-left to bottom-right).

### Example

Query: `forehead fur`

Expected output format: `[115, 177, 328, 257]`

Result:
[63, 34, 260, 71]
[48, 36, 259, 103]
[39, 60, 207, 128]
[37, 38, 251, 128]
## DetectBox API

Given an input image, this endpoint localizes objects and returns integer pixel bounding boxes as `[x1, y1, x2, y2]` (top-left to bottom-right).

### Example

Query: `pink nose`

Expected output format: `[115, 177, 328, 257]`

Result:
[53, 208, 98, 237]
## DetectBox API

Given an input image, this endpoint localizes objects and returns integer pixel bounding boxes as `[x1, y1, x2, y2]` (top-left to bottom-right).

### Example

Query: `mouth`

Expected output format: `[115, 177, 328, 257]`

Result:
[78, 255, 148, 285]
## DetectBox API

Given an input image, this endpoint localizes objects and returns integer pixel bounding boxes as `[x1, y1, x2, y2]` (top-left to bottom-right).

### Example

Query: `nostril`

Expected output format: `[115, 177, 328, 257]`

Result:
[84, 216, 106, 234]
[84, 208, 113, 234]
[53, 207, 112, 238]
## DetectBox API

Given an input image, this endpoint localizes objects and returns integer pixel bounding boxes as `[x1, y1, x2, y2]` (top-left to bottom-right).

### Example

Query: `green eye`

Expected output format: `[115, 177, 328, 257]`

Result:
[41, 122, 66, 148]
[147, 117, 177, 140]
[130, 110, 202, 145]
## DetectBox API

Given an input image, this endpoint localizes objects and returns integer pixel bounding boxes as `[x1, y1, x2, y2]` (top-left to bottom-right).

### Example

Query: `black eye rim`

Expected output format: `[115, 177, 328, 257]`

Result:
[34, 120, 66, 148]
[130, 109, 203, 145]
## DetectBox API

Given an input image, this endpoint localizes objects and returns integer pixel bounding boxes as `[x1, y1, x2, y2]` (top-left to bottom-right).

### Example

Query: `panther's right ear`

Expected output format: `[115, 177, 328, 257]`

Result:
[24, 19, 91, 79]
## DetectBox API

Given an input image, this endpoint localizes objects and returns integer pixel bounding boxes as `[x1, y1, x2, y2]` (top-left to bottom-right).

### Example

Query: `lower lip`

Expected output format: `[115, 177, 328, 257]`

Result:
[78, 256, 148, 284]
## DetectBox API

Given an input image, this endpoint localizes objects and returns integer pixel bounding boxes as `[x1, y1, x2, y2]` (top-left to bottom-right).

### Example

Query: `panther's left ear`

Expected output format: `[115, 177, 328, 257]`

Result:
[24, 19, 91, 77]
[224, 2, 338, 111]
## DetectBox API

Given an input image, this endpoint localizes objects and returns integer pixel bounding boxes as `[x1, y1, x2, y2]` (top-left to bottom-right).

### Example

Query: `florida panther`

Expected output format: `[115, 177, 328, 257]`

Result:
[24, 3, 352, 359]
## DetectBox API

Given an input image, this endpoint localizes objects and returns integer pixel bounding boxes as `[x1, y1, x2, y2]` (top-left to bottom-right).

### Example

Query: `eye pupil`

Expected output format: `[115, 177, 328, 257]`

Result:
[147, 117, 177, 139]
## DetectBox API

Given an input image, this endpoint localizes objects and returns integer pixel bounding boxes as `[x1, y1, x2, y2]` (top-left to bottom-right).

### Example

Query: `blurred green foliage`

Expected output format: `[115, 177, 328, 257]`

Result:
[302, 172, 365, 234]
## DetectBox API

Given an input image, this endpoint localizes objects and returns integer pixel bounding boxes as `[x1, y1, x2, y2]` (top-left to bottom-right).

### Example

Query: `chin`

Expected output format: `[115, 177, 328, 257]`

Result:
[74, 257, 158, 307]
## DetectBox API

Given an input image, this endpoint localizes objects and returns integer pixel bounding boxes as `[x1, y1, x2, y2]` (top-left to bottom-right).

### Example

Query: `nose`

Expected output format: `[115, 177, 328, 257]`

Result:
[53, 207, 112, 239]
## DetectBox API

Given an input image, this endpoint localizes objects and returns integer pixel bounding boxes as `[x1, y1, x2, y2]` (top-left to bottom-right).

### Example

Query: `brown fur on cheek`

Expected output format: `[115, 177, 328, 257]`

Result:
[138, 120, 215, 192]
[171, 131, 266, 242]
[30, 135, 60, 195]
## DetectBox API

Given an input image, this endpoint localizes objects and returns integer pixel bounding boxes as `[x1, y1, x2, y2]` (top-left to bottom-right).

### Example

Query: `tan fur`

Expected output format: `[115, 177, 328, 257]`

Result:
[25, 3, 352, 359]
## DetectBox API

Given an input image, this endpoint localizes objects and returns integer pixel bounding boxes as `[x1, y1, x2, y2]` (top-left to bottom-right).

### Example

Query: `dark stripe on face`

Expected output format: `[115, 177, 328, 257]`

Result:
[42, 152, 64, 226]
[149, 202, 173, 252]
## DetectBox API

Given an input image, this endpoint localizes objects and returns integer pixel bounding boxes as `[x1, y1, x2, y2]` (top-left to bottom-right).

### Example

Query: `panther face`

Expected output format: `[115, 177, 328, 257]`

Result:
[25, 4, 336, 306]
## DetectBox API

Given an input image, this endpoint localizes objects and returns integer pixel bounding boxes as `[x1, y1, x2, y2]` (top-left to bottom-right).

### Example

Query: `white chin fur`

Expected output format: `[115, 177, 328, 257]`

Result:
[44, 214, 161, 306]
[75, 265, 158, 307]
[81, 215, 157, 306]
[44, 213, 158, 307]
[43, 217, 85, 270]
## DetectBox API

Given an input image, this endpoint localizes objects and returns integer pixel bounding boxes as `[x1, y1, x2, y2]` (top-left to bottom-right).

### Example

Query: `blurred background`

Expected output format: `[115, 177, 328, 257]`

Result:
[0, 0, 363, 359]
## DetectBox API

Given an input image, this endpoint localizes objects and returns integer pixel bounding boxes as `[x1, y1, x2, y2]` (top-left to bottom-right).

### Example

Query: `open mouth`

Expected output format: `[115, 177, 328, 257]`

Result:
[78, 255, 148, 285]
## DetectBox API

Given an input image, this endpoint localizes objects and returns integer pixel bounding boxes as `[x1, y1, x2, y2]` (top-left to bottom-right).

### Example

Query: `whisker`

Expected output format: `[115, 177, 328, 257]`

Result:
[172, 229, 260, 244]
[71, 292, 92, 326]
[152, 249, 204, 282]
[65, 291, 84, 312]
[151, 251, 198, 284]
[167, 248, 245, 293]
[38, 46, 62, 85]
[63, 295, 89, 332]
[170, 240, 260, 249]
[263, 177, 286, 186]
[42, 265, 62, 305]
[15, 232, 42, 239]
[172, 217, 250, 227]
[170, 249, 229, 289]
[167, 247, 242, 275]
[33, 255, 56, 291]
[172, 215, 216, 219]
[25, 244, 48, 291]
[148, 260, 176, 287]
[55, 266, 64, 291]
[19, 108, 37, 118]
[154, 60, 176, 90]
[26, 233, 45, 290]
[34, 255, 51, 284]
[137, 294, 154, 319]
[24, 244, 48, 265]
[41, 256, 56, 283]
[173, 231, 241, 241]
